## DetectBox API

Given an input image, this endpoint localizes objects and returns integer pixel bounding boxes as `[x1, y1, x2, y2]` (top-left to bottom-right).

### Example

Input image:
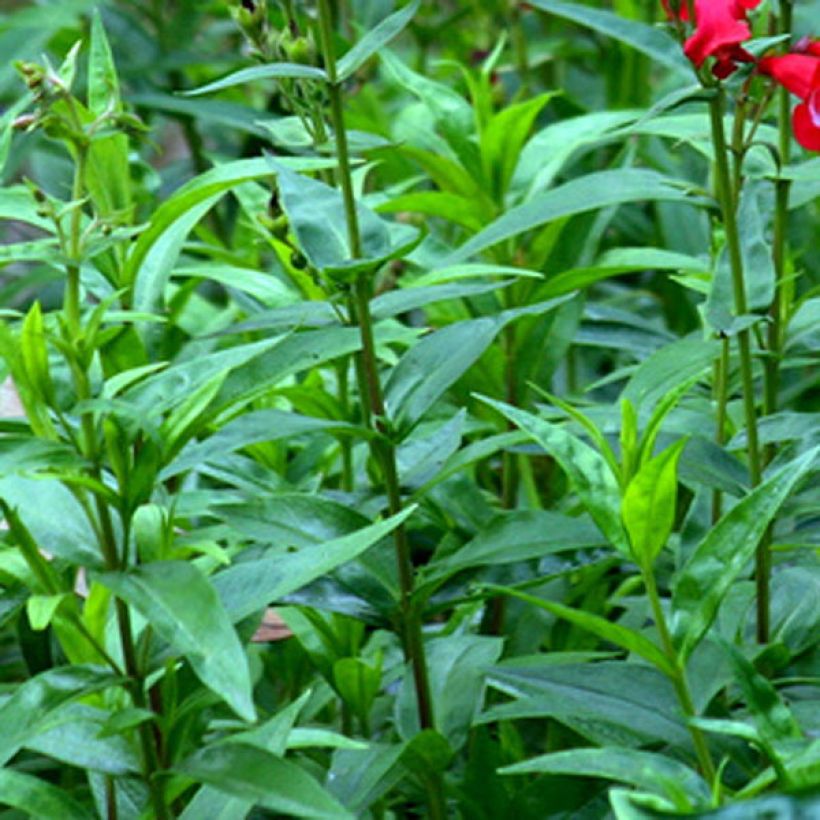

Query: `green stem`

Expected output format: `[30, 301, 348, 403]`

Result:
[643, 570, 716, 783]
[706, 85, 766, 641]
[711, 336, 730, 525]
[315, 4, 444, 815]
[60, 138, 169, 819]
[511, 3, 530, 96]
[764, 0, 793, 470]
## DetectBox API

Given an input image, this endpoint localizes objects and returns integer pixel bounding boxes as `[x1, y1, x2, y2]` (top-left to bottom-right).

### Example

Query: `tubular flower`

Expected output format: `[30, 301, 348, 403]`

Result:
[662, 0, 763, 78]
[758, 40, 820, 151]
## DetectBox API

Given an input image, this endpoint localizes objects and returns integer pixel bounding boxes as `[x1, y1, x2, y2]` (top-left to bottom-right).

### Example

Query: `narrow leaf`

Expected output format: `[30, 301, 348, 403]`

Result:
[98, 562, 255, 721]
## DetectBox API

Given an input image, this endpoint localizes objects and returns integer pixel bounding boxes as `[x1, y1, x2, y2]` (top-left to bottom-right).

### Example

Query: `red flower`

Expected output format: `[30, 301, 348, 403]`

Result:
[662, 0, 762, 78]
[759, 41, 820, 151]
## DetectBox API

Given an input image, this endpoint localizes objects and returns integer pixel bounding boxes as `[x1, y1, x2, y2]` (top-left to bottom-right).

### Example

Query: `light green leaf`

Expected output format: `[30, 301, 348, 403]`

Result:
[622, 439, 687, 567]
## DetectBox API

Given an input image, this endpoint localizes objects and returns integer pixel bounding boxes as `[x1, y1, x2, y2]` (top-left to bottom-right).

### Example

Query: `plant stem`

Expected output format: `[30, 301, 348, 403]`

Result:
[61, 136, 170, 819]
[315, 0, 437, 732]
[643, 570, 716, 783]
[764, 0, 793, 470]
[711, 336, 730, 525]
[706, 85, 766, 641]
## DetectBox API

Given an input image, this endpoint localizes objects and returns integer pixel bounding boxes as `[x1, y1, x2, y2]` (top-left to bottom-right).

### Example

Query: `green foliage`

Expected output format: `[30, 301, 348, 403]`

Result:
[0, 0, 818, 816]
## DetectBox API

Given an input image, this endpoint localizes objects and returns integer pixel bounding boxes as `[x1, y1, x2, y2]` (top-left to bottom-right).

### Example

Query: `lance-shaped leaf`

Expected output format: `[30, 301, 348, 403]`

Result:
[177, 743, 354, 819]
[500, 747, 710, 806]
[98, 562, 255, 721]
[672, 447, 818, 661]
[184, 63, 328, 97]
[214, 507, 416, 622]
[0, 769, 95, 820]
[337, 0, 420, 80]
[444, 169, 696, 264]
[478, 397, 629, 555]
[482, 584, 675, 677]
[271, 161, 419, 279]
[622, 439, 687, 568]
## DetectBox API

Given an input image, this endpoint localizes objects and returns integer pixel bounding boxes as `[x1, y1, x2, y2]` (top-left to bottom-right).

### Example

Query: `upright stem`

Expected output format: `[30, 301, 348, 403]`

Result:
[643, 570, 716, 783]
[61, 134, 169, 819]
[706, 86, 766, 640]
[764, 0, 793, 469]
[316, 0, 436, 732]
[711, 336, 730, 525]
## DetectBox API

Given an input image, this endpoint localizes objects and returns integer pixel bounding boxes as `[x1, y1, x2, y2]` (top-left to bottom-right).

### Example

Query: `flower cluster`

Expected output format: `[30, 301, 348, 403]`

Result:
[661, 1, 820, 151]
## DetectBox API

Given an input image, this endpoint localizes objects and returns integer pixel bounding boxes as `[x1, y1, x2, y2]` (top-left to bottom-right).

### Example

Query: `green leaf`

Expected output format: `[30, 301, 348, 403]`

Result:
[622, 337, 718, 412]
[0, 769, 94, 819]
[20, 301, 53, 405]
[482, 584, 675, 677]
[0, 665, 121, 766]
[87, 10, 121, 117]
[482, 93, 556, 199]
[387, 296, 571, 431]
[26, 593, 69, 631]
[672, 447, 819, 661]
[478, 397, 629, 555]
[184, 63, 328, 96]
[162, 409, 359, 480]
[425, 510, 605, 581]
[723, 641, 801, 748]
[176, 743, 354, 819]
[25, 702, 141, 775]
[125, 157, 332, 310]
[527, 0, 691, 74]
[333, 657, 382, 723]
[337, 0, 420, 80]
[272, 161, 419, 278]
[214, 507, 416, 622]
[500, 747, 709, 807]
[482, 660, 689, 748]
[445, 169, 696, 263]
[327, 744, 406, 813]
[98, 561, 255, 721]
[397, 634, 503, 750]
[622, 439, 687, 567]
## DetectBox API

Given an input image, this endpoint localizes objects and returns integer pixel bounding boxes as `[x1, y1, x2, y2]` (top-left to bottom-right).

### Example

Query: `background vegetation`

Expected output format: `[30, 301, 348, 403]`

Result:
[0, 0, 818, 817]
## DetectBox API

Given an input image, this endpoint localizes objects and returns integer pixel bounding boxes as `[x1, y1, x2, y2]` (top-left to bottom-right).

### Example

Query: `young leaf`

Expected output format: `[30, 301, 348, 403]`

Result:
[622, 439, 687, 568]
[98, 561, 255, 722]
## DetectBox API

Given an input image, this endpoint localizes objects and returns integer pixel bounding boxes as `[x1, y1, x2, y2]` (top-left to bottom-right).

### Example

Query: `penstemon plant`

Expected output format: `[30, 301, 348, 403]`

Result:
[0, 1, 818, 818]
